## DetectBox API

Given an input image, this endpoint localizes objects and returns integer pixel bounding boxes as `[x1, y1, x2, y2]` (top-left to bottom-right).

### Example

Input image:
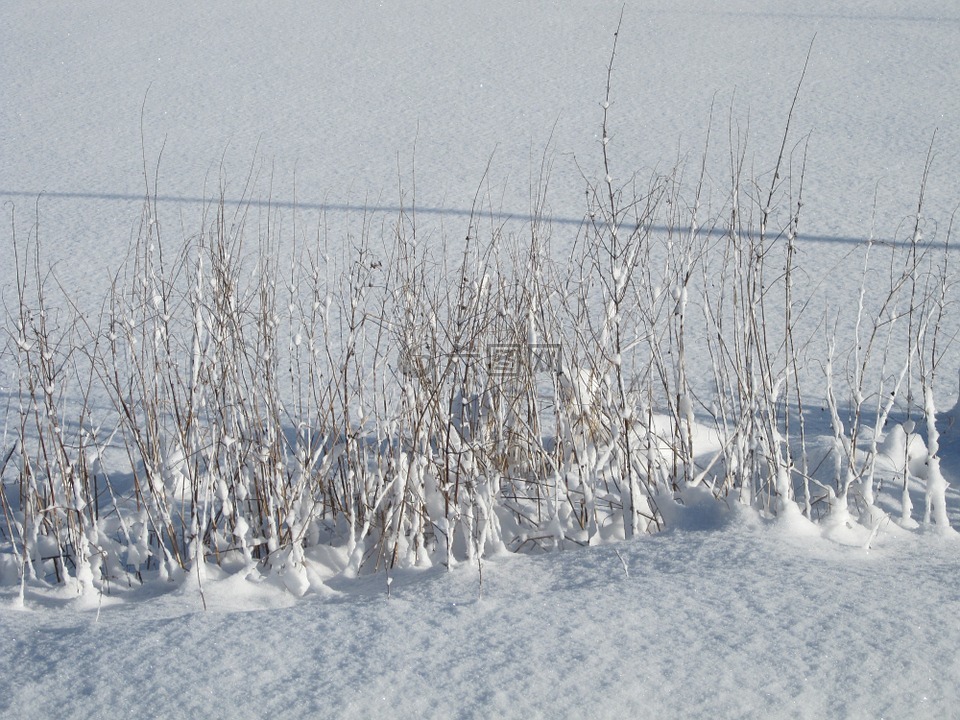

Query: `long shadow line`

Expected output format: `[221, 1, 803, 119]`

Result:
[2, 188, 954, 250]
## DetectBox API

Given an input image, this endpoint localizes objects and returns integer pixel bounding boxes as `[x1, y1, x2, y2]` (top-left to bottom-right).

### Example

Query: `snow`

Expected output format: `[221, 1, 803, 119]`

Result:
[3, 0, 960, 717]
[2, 506, 959, 719]
[4, 2, 959, 310]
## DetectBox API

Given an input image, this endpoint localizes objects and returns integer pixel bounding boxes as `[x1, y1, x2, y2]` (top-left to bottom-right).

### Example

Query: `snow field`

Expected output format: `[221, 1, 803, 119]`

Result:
[3, 1, 960, 718]
[3, 504, 959, 719]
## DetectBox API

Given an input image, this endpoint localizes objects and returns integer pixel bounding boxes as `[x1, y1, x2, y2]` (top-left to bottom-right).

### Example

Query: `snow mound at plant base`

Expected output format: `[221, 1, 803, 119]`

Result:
[1, 505, 958, 720]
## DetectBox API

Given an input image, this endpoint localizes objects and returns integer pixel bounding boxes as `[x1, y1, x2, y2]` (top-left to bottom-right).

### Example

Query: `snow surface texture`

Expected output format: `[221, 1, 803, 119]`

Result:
[3, 506, 960, 719]
[3, 0, 959, 314]
[3, 1, 960, 718]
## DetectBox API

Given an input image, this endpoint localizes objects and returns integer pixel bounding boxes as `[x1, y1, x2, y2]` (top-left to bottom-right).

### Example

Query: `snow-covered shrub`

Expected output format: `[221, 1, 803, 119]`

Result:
[2, 44, 957, 596]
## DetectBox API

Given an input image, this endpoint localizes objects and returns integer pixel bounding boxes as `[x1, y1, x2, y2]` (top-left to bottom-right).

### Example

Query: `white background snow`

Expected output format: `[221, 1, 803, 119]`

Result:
[3, 1, 960, 718]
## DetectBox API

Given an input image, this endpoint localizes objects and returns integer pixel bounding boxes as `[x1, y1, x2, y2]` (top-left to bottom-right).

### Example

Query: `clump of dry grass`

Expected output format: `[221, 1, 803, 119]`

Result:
[2, 39, 956, 596]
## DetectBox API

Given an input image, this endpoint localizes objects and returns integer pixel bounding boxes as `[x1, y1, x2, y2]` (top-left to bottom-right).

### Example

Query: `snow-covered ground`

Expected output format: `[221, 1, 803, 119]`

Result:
[3, 499, 960, 719]
[5, 1, 959, 310]
[4, 501, 960, 720]
[3, 1, 960, 717]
